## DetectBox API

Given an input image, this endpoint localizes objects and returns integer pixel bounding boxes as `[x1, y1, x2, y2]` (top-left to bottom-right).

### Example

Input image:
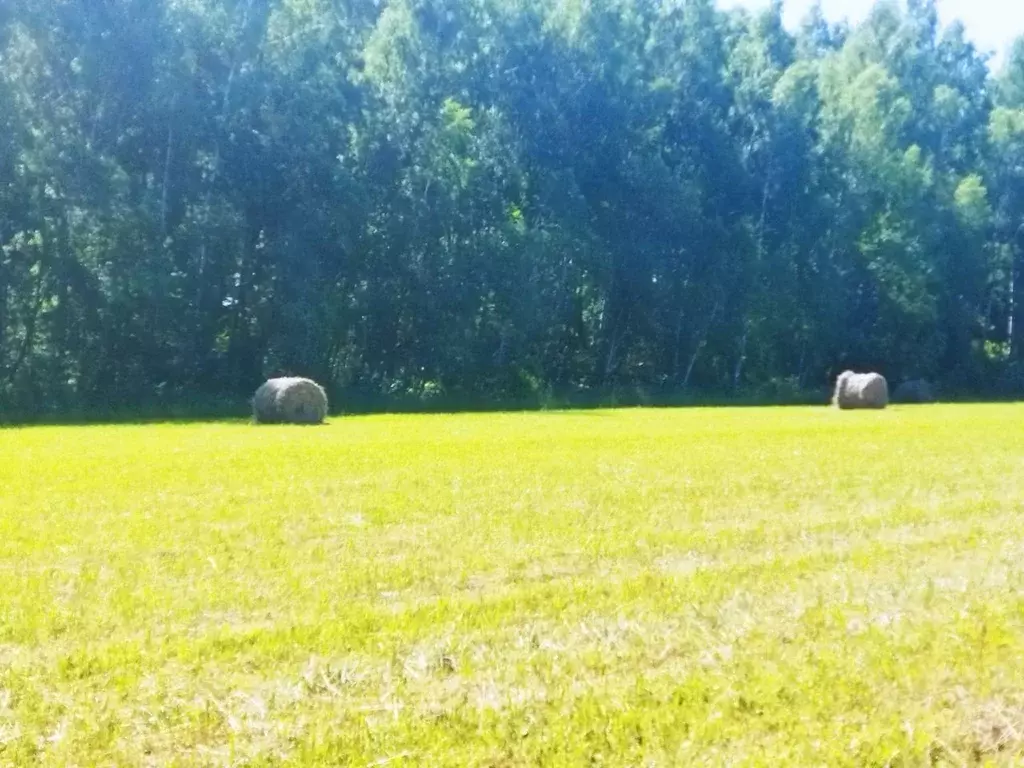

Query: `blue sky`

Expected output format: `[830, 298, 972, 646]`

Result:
[717, 0, 1024, 69]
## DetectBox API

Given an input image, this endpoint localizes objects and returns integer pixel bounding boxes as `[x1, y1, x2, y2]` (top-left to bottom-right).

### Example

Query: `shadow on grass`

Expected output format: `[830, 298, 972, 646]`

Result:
[1, 386, 1019, 428]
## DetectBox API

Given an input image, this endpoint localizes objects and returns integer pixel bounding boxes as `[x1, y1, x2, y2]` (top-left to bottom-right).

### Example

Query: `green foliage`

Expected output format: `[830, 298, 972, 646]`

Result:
[954, 174, 991, 230]
[1, 0, 1024, 412]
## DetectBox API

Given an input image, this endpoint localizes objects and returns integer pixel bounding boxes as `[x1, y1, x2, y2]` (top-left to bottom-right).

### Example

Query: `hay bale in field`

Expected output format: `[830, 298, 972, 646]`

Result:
[832, 370, 888, 410]
[892, 378, 934, 403]
[252, 377, 328, 424]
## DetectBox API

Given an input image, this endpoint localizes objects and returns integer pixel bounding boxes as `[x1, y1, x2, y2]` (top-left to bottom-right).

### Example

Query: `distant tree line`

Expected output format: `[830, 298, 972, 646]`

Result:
[4, 0, 1024, 415]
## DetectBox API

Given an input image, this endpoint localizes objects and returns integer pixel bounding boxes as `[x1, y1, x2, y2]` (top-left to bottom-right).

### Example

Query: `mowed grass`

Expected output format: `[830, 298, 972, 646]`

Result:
[2, 406, 1024, 766]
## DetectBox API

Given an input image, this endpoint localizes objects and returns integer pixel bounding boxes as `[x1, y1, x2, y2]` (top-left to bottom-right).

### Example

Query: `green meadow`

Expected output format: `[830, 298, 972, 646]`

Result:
[2, 405, 1024, 766]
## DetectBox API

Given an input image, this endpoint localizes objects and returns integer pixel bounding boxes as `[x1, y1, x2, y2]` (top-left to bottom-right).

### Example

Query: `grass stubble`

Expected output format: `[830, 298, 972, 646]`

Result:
[1, 405, 1023, 765]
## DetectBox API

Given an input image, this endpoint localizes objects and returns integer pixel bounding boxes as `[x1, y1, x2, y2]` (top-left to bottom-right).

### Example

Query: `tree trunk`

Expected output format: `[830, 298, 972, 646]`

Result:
[602, 304, 629, 385]
[681, 296, 721, 389]
[733, 171, 769, 389]
[671, 308, 685, 381]
[1012, 224, 1024, 359]
[160, 113, 175, 238]
[733, 328, 748, 390]
[228, 214, 263, 387]
[3, 261, 45, 389]
[0, 225, 7, 358]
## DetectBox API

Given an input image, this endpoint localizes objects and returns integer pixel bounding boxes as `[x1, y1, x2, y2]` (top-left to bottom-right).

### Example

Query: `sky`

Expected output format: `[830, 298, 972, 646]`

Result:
[717, 0, 1024, 70]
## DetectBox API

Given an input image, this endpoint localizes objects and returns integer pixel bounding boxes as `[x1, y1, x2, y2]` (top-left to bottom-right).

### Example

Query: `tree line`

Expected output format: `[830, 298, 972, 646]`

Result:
[4, 0, 1024, 415]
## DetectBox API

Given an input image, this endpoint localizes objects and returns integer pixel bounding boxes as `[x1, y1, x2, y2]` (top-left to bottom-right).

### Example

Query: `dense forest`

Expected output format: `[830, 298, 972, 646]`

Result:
[3, 0, 1024, 415]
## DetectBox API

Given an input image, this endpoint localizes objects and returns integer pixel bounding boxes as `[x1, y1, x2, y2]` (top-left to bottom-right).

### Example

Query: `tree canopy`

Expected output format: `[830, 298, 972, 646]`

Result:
[2, 0, 1024, 415]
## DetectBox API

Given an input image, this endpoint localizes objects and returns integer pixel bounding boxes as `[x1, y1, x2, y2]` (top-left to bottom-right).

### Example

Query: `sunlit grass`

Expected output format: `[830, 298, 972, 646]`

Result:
[3, 405, 1024, 765]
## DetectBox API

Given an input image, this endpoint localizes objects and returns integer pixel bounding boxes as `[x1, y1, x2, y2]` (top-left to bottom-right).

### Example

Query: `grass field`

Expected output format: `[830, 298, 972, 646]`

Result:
[2, 405, 1024, 766]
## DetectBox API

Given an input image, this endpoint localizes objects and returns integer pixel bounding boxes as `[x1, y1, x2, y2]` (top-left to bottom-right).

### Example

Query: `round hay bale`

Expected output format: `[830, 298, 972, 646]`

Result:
[832, 370, 888, 410]
[252, 377, 328, 424]
[892, 378, 934, 403]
